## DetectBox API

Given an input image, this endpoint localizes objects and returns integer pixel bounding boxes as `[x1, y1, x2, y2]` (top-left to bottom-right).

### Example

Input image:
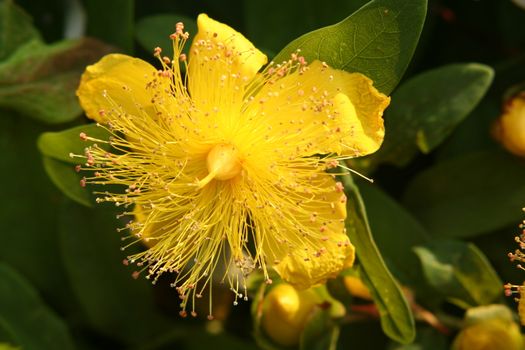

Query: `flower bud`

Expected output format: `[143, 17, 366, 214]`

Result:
[343, 275, 372, 300]
[452, 305, 524, 350]
[261, 283, 320, 346]
[493, 92, 525, 157]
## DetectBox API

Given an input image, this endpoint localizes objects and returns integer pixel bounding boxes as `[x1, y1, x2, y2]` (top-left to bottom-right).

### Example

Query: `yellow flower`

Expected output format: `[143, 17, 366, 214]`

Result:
[452, 305, 524, 350]
[261, 283, 321, 346]
[493, 92, 525, 157]
[505, 214, 525, 325]
[343, 275, 372, 300]
[75, 14, 389, 318]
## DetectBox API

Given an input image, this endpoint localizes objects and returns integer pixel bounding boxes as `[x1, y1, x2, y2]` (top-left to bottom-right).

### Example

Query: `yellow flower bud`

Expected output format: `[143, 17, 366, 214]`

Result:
[342, 275, 372, 300]
[261, 283, 320, 347]
[493, 92, 525, 157]
[452, 320, 523, 350]
[452, 305, 524, 350]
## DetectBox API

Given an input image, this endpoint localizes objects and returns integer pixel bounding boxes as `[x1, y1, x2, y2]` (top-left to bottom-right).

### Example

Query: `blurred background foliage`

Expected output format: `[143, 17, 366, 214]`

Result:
[2, 0, 525, 349]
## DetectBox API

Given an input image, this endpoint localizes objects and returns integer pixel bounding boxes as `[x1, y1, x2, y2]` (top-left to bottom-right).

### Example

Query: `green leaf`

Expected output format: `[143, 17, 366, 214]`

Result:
[136, 14, 197, 56]
[341, 175, 415, 344]
[59, 200, 172, 344]
[388, 327, 448, 350]
[413, 240, 503, 309]
[358, 180, 429, 287]
[0, 343, 20, 350]
[84, 0, 134, 53]
[42, 156, 92, 207]
[0, 38, 112, 124]
[300, 309, 340, 350]
[0, 114, 76, 312]
[38, 123, 111, 164]
[0, 0, 41, 61]
[402, 150, 525, 238]
[362, 63, 494, 168]
[272, 0, 427, 94]
[0, 263, 74, 350]
[244, 0, 369, 53]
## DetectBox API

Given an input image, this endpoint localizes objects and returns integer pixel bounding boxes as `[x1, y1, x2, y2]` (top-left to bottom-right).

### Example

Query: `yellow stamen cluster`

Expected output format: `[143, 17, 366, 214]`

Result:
[72, 15, 387, 318]
[505, 209, 525, 325]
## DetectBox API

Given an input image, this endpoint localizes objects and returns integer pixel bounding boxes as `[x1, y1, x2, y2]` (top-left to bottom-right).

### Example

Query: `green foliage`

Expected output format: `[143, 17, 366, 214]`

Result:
[38, 123, 111, 164]
[403, 151, 525, 238]
[342, 176, 415, 344]
[37, 123, 111, 206]
[299, 308, 340, 350]
[0, 114, 76, 312]
[272, 0, 427, 94]
[0, 38, 112, 124]
[361, 63, 494, 169]
[0, 0, 41, 60]
[388, 327, 448, 350]
[414, 240, 503, 309]
[83, 0, 134, 53]
[136, 14, 197, 56]
[244, 0, 369, 53]
[357, 180, 429, 289]
[59, 201, 174, 345]
[42, 156, 92, 207]
[0, 1, 112, 124]
[4, 0, 525, 349]
[0, 263, 75, 350]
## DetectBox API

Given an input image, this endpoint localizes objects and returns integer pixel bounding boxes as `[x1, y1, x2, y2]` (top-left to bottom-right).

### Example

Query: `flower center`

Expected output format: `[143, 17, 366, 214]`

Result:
[197, 144, 242, 187]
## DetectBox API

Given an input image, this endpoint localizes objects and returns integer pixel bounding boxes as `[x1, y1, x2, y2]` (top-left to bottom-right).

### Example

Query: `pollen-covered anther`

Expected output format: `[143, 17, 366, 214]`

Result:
[153, 47, 162, 57]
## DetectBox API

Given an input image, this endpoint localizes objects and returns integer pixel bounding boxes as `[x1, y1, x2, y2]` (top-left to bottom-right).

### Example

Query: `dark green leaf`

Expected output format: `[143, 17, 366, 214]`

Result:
[299, 309, 339, 350]
[0, 38, 113, 124]
[272, 0, 427, 94]
[388, 327, 448, 350]
[84, 0, 134, 53]
[358, 180, 429, 287]
[338, 321, 389, 349]
[183, 331, 257, 350]
[363, 63, 494, 168]
[0, 263, 74, 350]
[59, 200, 172, 344]
[0, 114, 75, 312]
[38, 123, 111, 164]
[136, 14, 197, 56]
[402, 151, 525, 238]
[0, 0, 41, 61]
[244, 0, 369, 53]
[413, 240, 503, 309]
[342, 175, 415, 344]
[42, 156, 92, 207]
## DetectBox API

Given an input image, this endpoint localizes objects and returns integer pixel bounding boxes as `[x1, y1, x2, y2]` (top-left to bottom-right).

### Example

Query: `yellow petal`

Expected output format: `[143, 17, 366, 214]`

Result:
[269, 175, 355, 289]
[187, 14, 267, 111]
[493, 94, 525, 157]
[244, 60, 389, 158]
[77, 54, 167, 123]
[274, 232, 355, 290]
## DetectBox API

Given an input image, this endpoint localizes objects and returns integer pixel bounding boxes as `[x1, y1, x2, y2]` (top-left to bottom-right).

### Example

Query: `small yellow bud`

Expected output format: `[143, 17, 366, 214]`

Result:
[452, 305, 524, 350]
[261, 283, 320, 347]
[493, 92, 525, 157]
[452, 320, 523, 350]
[343, 275, 372, 300]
